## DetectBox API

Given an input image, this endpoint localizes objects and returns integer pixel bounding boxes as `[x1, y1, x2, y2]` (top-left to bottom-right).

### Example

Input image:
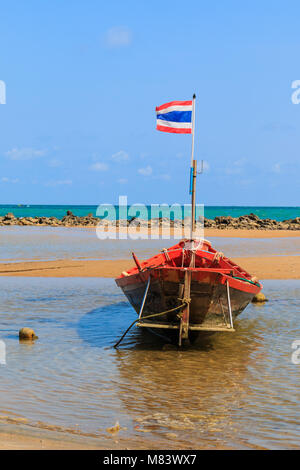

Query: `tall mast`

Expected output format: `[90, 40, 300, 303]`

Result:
[190, 94, 196, 239]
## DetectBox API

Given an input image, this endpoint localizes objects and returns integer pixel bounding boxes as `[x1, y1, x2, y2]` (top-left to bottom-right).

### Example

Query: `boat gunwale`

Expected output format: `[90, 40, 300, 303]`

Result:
[116, 265, 261, 294]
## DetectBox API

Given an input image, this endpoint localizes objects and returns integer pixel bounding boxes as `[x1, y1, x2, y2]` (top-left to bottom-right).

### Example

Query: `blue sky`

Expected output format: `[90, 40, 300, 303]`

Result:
[0, 0, 300, 206]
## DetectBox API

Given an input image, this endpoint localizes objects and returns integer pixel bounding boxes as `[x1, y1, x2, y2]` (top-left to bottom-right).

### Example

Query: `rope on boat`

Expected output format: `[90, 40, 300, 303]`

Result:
[231, 275, 260, 287]
[113, 302, 188, 349]
[212, 251, 224, 263]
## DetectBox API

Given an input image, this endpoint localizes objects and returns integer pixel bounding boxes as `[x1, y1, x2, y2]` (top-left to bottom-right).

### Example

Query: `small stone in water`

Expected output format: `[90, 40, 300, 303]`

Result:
[19, 327, 38, 341]
[252, 293, 268, 303]
[106, 421, 120, 435]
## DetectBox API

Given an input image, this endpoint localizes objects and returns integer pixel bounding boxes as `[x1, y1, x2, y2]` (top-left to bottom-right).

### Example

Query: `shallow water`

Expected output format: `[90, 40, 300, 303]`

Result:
[0, 226, 299, 262]
[0, 277, 300, 449]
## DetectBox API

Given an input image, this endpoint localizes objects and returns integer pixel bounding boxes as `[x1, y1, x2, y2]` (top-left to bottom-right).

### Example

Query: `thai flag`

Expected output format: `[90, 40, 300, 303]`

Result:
[156, 100, 193, 134]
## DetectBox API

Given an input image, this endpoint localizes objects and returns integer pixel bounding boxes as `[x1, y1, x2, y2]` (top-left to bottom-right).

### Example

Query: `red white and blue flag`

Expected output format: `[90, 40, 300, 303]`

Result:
[155, 100, 193, 134]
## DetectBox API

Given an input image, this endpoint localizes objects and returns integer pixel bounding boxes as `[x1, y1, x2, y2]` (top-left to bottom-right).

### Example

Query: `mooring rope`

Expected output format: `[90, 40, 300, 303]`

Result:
[113, 301, 188, 348]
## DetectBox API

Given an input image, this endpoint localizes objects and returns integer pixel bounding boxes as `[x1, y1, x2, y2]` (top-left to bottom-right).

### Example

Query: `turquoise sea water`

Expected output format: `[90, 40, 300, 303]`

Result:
[0, 205, 299, 221]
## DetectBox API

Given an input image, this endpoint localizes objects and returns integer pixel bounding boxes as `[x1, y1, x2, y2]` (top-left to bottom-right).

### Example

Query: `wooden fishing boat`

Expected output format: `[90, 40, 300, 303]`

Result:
[115, 238, 262, 345]
[114, 95, 262, 346]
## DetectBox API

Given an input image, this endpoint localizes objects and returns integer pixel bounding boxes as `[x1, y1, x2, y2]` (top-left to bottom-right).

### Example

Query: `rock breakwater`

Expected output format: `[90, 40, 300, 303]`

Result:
[0, 211, 299, 230]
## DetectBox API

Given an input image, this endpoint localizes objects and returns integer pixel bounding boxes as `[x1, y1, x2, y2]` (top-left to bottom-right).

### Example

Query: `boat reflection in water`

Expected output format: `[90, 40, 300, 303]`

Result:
[113, 319, 264, 449]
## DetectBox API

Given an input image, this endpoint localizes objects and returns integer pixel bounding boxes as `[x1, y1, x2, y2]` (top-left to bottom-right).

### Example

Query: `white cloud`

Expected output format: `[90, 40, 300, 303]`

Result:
[272, 163, 281, 173]
[261, 122, 294, 132]
[105, 26, 132, 48]
[232, 158, 247, 168]
[202, 160, 210, 172]
[45, 179, 72, 187]
[111, 150, 129, 162]
[239, 178, 253, 187]
[138, 165, 152, 176]
[5, 147, 47, 160]
[225, 167, 242, 175]
[1, 177, 19, 183]
[156, 174, 171, 181]
[89, 162, 109, 171]
[224, 158, 246, 175]
[118, 178, 128, 184]
[48, 158, 62, 168]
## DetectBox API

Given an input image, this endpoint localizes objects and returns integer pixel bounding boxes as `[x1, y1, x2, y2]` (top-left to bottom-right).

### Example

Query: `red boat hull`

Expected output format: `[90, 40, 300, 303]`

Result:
[115, 239, 262, 343]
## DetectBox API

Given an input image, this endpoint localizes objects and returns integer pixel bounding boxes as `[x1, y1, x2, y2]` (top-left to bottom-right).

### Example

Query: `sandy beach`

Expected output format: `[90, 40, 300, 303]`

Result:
[0, 424, 165, 450]
[0, 228, 299, 279]
[204, 228, 300, 238]
[0, 430, 101, 450]
[0, 255, 299, 279]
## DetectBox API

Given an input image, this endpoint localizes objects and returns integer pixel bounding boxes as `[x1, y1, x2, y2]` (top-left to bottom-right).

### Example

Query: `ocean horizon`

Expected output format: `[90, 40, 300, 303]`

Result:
[0, 204, 299, 222]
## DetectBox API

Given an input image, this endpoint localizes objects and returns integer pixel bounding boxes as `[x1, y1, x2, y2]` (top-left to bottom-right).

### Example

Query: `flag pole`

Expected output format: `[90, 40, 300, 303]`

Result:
[190, 94, 196, 239]
[190, 94, 196, 166]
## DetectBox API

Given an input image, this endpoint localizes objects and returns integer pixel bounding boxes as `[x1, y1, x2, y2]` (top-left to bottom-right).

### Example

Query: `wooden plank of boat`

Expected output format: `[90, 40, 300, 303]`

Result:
[136, 321, 235, 332]
[179, 269, 191, 344]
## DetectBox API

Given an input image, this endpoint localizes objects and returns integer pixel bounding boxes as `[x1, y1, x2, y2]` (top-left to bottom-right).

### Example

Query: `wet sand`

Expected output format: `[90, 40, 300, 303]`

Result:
[0, 430, 100, 450]
[205, 228, 300, 238]
[0, 255, 299, 279]
[0, 426, 230, 450]
[0, 425, 163, 450]
[0, 431, 230, 451]
[0, 423, 166, 451]
[96, 227, 300, 239]
[0, 227, 300, 279]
